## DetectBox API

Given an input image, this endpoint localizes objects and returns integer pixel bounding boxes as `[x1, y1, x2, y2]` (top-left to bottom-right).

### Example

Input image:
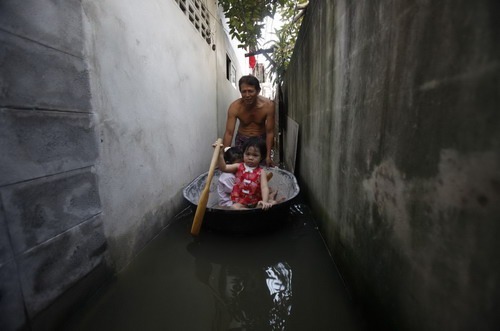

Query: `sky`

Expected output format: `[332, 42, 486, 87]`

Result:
[256, 13, 284, 67]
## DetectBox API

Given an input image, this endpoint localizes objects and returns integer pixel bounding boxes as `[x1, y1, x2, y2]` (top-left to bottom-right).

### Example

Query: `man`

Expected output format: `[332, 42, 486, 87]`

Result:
[223, 75, 275, 167]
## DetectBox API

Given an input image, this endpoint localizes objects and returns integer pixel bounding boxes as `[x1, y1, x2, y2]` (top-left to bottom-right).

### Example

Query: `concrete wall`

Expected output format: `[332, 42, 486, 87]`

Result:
[0, 0, 107, 330]
[83, 0, 214, 270]
[1, 0, 244, 329]
[83, 0, 246, 272]
[284, 1, 500, 330]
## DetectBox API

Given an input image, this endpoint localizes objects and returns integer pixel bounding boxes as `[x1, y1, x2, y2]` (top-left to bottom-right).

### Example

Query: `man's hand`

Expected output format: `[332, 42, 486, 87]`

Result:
[265, 156, 275, 168]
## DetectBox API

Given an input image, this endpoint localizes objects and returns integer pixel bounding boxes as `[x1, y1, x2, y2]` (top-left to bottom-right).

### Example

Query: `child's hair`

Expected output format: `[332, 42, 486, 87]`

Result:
[223, 147, 242, 164]
[242, 137, 267, 160]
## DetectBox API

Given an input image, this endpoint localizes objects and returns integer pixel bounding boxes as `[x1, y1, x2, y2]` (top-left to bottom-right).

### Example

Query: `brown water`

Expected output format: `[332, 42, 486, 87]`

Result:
[64, 203, 366, 330]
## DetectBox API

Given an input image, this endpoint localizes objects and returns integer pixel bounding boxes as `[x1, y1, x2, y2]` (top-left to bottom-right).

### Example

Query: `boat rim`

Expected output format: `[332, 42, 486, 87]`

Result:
[182, 168, 300, 215]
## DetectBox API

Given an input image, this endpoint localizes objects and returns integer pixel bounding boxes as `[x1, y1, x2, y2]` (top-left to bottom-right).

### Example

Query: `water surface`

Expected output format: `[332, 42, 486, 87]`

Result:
[64, 204, 365, 330]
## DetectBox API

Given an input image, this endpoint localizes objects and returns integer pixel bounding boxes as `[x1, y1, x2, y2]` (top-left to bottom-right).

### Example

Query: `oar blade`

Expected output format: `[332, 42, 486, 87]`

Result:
[190, 138, 222, 236]
[191, 189, 209, 235]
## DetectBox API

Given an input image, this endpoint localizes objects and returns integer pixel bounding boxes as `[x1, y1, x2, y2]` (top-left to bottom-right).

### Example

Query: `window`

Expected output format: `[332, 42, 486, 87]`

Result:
[175, 0, 212, 45]
[226, 54, 236, 88]
[226, 55, 231, 80]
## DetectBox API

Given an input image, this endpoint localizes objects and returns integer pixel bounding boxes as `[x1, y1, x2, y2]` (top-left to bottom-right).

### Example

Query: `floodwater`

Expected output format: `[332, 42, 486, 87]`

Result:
[64, 203, 366, 331]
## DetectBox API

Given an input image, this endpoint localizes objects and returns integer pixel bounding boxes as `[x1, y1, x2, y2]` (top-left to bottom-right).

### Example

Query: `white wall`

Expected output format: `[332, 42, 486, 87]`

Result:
[83, 0, 222, 269]
[214, 5, 247, 143]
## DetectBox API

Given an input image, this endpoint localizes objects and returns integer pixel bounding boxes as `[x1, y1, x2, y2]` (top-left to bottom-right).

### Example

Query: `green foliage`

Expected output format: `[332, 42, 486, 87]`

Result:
[218, 0, 306, 86]
[218, 0, 287, 49]
[265, 2, 304, 86]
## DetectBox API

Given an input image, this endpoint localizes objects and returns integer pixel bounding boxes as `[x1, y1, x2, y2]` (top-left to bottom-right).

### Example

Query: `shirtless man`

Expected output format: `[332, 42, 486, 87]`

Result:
[223, 75, 275, 167]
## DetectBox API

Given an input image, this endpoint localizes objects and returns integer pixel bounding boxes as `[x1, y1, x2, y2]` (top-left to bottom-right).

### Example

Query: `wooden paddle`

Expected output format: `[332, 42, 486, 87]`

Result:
[191, 138, 222, 235]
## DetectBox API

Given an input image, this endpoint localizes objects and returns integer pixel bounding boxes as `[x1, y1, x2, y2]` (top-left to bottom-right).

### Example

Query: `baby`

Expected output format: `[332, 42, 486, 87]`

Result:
[217, 147, 243, 208]
[217, 137, 278, 210]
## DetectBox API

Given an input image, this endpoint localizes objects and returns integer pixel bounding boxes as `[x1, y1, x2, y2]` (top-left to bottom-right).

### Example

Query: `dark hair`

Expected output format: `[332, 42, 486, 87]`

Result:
[242, 137, 266, 160]
[238, 75, 261, 92]
[223, 147, 242, 164]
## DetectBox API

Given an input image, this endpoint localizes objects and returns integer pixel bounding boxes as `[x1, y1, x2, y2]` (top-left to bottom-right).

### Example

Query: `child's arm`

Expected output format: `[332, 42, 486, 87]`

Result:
[214, 144, 239, 173]
[258, 170, 273, 210]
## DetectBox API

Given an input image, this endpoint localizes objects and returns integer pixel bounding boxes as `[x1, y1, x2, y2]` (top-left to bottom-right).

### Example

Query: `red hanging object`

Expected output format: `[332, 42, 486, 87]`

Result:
[249, 56, 256, 69]
[249, 49, 256, 69]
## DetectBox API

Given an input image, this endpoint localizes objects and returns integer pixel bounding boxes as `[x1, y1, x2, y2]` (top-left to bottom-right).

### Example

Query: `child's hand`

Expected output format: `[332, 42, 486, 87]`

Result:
[257, 201, 273, 211]
[212, 142, 224, 150]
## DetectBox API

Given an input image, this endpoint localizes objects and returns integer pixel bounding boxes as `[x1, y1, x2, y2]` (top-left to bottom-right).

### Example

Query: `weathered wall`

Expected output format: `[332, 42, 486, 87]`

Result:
[1, 0, 244, 330]
[0, 0, 107, 330]
[285, 0, 500, 329]
[82, 0, 243, 270]
[82, 0, 219, 270]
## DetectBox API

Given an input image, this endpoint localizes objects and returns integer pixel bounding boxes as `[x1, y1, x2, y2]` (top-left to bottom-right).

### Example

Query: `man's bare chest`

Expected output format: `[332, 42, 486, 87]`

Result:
[237, 109, 266, 125]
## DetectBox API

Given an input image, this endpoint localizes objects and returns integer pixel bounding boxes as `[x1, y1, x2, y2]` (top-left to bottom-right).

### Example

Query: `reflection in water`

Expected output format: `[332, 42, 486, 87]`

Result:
[265, 262, 293, 330]
[195, 258, 293, 330]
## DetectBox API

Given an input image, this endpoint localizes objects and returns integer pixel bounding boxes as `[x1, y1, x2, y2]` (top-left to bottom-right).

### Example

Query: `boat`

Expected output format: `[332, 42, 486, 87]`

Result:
[183, 167, 300, 234]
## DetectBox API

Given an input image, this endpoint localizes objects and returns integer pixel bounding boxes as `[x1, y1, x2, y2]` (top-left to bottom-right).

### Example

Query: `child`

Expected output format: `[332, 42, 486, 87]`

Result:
[217, 137, 273, 210]
[217, 147, 242, 208]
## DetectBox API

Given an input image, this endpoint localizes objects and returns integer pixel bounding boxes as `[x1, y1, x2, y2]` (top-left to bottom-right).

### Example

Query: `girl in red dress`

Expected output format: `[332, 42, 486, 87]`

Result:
[216, 137, 273, 210]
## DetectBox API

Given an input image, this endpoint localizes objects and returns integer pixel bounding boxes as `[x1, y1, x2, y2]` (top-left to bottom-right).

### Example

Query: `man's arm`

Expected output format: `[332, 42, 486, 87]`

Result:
[223, 105, 237, 148]
[265, 101, 275, 167]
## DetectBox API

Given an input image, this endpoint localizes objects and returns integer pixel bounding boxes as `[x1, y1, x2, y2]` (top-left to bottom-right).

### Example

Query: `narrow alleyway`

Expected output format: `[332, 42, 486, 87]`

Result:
[62, 202, 366, 330]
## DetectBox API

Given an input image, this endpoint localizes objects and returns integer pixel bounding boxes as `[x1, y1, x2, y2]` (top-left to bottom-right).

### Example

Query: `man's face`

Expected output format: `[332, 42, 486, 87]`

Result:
[240, 83, 259, 106]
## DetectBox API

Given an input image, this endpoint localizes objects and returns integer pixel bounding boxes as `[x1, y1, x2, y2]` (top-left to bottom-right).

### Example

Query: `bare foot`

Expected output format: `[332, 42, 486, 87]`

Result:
[271, 197, 286, 205]
[230, 203, 247, 210]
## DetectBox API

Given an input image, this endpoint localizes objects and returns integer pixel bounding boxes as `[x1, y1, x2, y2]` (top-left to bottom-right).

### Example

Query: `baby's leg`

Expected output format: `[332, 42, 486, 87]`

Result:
[269, 196, 286, 205]
[269, 187, 277, 200]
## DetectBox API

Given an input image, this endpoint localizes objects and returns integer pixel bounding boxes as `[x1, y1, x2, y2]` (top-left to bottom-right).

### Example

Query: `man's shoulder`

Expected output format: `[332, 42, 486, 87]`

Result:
[258, 96, 275, 113]
[258, 96, 274, 104]
[229, 98, 241, 106]
[228, 98, 244, 112]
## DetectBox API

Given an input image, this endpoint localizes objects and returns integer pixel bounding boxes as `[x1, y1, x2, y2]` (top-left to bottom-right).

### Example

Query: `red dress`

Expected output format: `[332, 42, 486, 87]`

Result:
[230, 163, 263, 206]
